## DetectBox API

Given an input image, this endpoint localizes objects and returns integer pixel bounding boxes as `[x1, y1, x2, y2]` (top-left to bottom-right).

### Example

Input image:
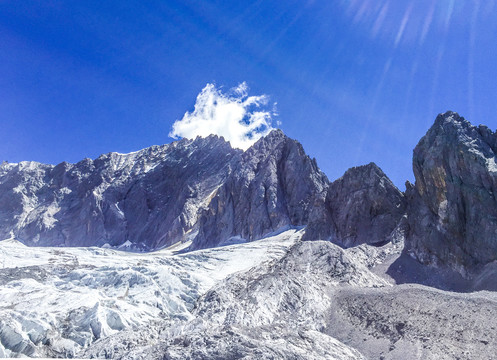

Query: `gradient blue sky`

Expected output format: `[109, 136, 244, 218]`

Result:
[1, 0, 496, 188]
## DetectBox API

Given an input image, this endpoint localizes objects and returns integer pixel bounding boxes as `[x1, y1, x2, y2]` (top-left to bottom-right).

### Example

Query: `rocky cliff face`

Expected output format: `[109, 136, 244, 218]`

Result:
[191, 130, 330, 249]
[0, 136, 240, 249]
[0, 129, 405, 251]
[406, 111, 497, 275]
[304, 163, 407, 247]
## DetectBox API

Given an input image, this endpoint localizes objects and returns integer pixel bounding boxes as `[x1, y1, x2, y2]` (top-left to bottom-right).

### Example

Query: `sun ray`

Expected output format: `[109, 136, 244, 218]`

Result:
[444, 0, 455, 32]
[468, 1, 480, 120]
[394, 3, 413, 47]
[352, 0, 372, 24]
[419, 2, 436, 45]
[371, 1, 390, 38]
[354, 54, 393, 163]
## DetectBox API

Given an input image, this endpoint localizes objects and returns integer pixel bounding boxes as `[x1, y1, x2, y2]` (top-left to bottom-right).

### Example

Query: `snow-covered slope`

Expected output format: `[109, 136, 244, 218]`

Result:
[2, 229, 496, 359]
[0, 230, 299, 357]
[152, 240, 497, 360]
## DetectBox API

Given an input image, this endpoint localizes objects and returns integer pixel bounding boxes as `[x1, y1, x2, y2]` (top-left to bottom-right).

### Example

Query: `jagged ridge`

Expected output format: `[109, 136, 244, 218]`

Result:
[0, 135, 239, 249]
[0, 129, 405, 252]
[2, 110, 496, 281]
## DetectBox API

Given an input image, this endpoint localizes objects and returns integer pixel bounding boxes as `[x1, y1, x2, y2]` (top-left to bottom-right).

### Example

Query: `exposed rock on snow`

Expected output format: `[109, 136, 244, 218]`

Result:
[160, 326, 366, 360]
[1, 229, 497, 359]
[84, 237, 389, 359]
[328, 285, 497, 360]
[81, 236, 497, 360]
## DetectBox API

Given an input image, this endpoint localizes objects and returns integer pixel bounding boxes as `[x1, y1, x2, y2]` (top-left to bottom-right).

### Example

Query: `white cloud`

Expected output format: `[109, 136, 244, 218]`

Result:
[169, 82, 277, 150]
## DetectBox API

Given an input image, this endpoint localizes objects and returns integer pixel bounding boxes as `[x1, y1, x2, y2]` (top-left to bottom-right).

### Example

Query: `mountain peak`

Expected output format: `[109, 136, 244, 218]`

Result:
[339, 162, 386, 180]
[432, 110, 474, 132]
[246, 128, 288, 150]
[191, 129, 329, 250]
[265, 128, 285, 138]
[304, 161, 406, 247]
[414, 111, 489, 166]
[437, 110, 464, 122]
[408, 111, 497, 275]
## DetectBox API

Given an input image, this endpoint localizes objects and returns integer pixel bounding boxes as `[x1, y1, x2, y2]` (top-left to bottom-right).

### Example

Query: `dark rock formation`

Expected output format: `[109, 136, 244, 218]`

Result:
[406, 111, 497, 275]
[191, 130, 330, 249]
[304, 163, 407, 247]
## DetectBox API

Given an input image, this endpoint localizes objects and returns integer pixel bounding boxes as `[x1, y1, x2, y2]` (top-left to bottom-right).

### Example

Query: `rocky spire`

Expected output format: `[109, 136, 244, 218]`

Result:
[406, 111, 497, 275]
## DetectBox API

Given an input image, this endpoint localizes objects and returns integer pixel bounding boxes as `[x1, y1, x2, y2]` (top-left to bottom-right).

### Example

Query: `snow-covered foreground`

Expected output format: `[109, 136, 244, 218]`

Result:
[1, 229, 497, 359]
[0, 230, 299, 358]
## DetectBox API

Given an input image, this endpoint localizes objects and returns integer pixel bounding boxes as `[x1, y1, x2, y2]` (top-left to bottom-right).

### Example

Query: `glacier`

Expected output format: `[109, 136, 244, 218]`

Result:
[1, 229, 496, 359]
[0, 230, 299, 358]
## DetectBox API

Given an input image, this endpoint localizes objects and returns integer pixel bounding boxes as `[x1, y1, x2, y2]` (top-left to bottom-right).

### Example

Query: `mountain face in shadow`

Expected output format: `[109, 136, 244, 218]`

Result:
[0, 136, 240, 249]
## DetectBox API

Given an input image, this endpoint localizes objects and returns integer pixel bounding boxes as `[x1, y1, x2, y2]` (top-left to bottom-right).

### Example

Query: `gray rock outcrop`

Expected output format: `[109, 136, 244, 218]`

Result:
[406, 111, 497, 275]
[304, 163, 407, 247]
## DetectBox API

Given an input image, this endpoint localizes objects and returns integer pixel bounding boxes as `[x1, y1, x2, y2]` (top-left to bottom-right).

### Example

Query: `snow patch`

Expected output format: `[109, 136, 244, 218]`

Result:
[118, 240, 133, 249]
[486, 157, 497, 173]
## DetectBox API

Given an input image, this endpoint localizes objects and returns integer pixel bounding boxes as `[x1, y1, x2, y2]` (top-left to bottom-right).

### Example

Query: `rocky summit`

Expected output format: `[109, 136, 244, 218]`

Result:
[304, 162, 406, 247]
[406, 111, 497, 276]
[192, 129, 330, 250]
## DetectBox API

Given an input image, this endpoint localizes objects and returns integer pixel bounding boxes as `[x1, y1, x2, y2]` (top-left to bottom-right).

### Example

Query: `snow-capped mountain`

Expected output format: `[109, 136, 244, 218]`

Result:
[1, 111, 497, 358]
[0, 128, 404, 252]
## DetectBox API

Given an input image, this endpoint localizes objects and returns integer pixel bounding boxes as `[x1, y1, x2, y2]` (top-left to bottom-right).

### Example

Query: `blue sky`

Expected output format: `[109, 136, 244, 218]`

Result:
[1, 0, 497, 188]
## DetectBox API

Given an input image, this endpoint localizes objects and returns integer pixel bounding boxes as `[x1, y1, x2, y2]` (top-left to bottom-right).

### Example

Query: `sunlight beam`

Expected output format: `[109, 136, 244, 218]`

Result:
[468, 0, 480, 120]
[371, 1, 389, 38]
[419, 2, 435, 45]
[394, 3, 413, 47]
[444, 0, 455, 32]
